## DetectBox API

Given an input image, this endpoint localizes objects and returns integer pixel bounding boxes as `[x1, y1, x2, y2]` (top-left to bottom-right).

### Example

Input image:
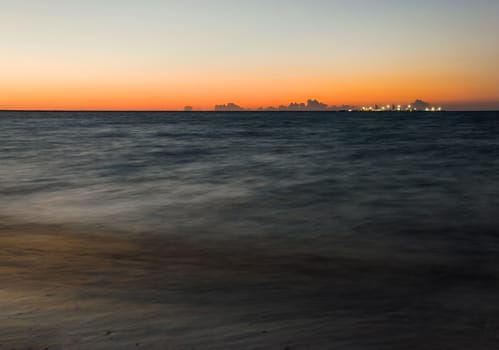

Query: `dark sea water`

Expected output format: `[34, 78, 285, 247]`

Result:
[1, 111, 499, 349]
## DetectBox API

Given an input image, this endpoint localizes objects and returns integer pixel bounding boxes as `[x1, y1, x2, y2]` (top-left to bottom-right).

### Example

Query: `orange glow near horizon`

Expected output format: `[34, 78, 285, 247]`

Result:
[2, 56, 498, 110]
[2, 71, 498, 111]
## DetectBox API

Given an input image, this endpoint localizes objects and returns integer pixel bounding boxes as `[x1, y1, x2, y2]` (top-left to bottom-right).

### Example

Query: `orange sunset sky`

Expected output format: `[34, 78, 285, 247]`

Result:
[1, 0, 498, 110]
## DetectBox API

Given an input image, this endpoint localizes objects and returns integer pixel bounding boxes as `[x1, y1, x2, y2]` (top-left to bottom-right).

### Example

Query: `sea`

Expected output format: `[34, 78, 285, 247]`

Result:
[1, 111, 499, 349]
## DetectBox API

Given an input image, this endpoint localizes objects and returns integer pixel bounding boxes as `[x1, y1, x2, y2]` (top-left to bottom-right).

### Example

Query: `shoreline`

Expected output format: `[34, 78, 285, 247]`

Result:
[2, 220, 499, 349]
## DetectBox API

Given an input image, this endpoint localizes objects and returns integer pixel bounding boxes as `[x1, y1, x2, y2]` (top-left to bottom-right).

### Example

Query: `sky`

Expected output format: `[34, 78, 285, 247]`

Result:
[1, 0, 498, 110]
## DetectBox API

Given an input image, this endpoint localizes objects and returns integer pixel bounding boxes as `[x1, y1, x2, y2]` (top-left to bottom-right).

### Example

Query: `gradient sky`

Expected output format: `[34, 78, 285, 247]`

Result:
[1, 0, 498, 110]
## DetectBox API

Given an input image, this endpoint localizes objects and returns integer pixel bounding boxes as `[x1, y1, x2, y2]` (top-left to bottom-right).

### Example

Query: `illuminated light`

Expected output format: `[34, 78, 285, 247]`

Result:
[431, 107, 436, 111]
[425, 108, 430, 111]
[386, 105, 390, 109]
[438, 107, 442, 111]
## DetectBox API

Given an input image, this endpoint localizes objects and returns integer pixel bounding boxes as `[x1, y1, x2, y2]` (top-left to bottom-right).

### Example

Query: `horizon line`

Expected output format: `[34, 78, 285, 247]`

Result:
[1, 109, 498, 113]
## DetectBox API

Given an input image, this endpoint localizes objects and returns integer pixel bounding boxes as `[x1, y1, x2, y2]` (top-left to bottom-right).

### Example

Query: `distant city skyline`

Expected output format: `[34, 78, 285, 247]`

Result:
[1, 0, 498, 110]
[212, 99, 442, 112]
[0, 98, 493, 111]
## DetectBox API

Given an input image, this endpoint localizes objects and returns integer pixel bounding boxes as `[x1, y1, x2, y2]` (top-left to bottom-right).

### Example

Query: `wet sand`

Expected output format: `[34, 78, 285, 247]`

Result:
[2, 220, 499, 349]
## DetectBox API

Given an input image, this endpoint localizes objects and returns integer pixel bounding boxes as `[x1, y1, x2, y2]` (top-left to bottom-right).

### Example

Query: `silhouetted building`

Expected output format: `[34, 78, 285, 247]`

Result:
[281, 99, 329, 111]
[306, 99, 328, 111]
[412, 99, 430, 111]
[214, 103, 243, 111]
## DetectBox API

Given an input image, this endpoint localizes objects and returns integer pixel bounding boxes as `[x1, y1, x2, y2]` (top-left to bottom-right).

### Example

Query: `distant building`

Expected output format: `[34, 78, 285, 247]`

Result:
[183, 106, 193, 112]
[214, 103, 243, 111]
[412, 99, 430, 111]
[287, 102, 307, 111]
[281, 99, 329, 111]
[306, 99, 328, 111]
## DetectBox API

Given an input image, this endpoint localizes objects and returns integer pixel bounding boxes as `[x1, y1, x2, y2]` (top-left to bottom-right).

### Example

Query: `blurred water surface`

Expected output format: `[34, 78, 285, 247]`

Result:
[1, 111, 499, 349]
[2, 111, 499, 254]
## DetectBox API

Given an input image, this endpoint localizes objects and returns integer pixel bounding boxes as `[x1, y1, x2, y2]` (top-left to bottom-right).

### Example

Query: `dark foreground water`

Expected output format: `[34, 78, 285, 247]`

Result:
[1, 111, 499, 349]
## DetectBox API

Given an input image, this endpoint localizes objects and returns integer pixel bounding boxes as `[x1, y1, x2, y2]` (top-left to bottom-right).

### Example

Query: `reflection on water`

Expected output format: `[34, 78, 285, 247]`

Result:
[1, 111, 499, 348]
